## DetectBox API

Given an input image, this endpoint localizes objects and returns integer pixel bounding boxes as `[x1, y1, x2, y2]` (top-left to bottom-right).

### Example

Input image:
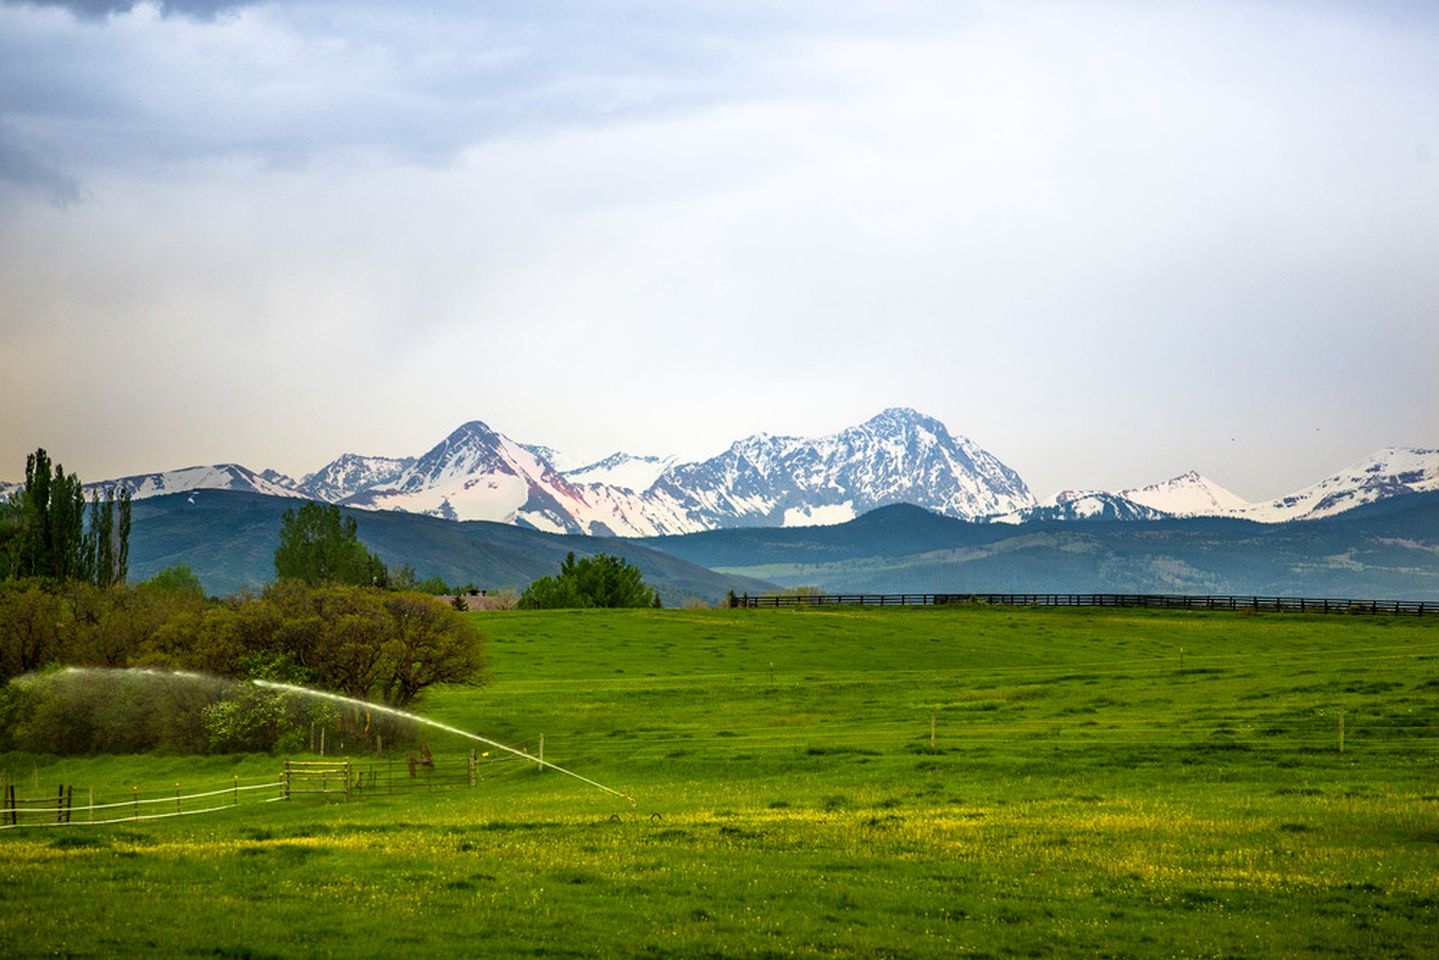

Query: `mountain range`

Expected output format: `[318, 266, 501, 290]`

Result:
[124, 490, 778, 602]
[642, 492, 1439, 599]
[120, 487, 1439, 601]
[9, 408, 1437, 537]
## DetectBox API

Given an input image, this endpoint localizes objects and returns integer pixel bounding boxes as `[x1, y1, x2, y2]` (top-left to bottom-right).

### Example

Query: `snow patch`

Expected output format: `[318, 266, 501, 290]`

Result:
[782, 501, 857, 527]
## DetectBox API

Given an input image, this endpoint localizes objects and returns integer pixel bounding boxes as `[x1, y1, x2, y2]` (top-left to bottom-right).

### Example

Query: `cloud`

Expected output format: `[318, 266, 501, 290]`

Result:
[4, 0, 248, 19]
[0, 1, 1435, 497]
[0, 121, 81, 204]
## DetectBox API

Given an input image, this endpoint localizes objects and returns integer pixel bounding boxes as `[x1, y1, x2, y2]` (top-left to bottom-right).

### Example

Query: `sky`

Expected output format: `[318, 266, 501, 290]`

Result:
[1, 0, 1436, 502]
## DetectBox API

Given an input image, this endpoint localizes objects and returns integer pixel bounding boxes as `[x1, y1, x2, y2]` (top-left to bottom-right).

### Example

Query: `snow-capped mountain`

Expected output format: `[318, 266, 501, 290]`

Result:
[298, 454, 415, 503]
[337, 421, 597, 533]
[86, 464, 303, 500]
[48, 415, 1437, 535]
[1118, 471, 1248, 517]
[298, 408, 1036, 537]
[648, 407, 1035, 528]
[562, 453, 678, 492]
[519, 443, 588, 473]
[1026, 490, 1169, 522]
[1236, 447, 1439, 522]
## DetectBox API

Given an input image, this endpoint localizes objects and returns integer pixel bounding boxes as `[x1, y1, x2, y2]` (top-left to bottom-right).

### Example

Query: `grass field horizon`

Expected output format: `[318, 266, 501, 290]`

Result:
[3, 605, 1437, 957]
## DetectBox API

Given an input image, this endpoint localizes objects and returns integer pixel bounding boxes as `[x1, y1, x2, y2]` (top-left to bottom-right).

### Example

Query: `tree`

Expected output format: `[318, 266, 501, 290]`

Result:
[519, 552, 658, 609]
[2, 448, 130, 587]
[142, 565, 206, 602]
[13, 448, 86, 581]
[85, 485, 131, 588]
[273, 501, 387, 587]
[0, 580, 65, 683]
[261, 582, 486, 707]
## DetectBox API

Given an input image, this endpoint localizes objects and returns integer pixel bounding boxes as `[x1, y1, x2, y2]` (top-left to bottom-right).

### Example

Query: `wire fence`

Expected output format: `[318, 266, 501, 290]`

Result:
[732, 592, 1436, 615]
[1, 776, 284, 829]
[1, 749, 538, 830]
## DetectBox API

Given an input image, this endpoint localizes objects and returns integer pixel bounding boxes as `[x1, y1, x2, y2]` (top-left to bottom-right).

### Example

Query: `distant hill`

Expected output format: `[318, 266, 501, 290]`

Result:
[640, 493, 1439, 600]
[127, 490, 776, 603]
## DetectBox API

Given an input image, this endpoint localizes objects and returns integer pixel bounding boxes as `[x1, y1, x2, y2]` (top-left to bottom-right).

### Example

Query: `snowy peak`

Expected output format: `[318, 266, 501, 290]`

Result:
[340, 420, 593, 533]
[651, 408, 1035, 528]
[1238, 446, 1439, 522]
[1120, 471, 1248, 517]
[520, 442, 585, 473]
[1030, 489, 1169, 522]
[89, 464, 302, 500]
[63, 416, 1437, 534]
[861, 405, 948, 436]
[298, 454, 415, 503]
[563, 452, 678, 492]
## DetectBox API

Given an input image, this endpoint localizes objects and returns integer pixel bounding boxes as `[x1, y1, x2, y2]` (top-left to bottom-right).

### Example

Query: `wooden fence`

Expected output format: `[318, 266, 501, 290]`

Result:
[351, 750, 523, 796]
[731, 592, 1434, 615]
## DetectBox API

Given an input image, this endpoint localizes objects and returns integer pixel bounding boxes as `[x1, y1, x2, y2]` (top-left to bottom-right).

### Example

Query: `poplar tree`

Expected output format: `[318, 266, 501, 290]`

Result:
[4, 449, 131, 586]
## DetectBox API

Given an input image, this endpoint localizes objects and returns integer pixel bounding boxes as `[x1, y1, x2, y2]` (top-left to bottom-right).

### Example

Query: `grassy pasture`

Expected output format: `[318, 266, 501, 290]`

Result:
[2, 605, 1437, 958]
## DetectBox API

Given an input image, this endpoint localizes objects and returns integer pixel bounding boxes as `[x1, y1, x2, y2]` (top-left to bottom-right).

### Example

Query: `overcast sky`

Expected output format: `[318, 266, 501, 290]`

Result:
[1, 0, 1435, 501]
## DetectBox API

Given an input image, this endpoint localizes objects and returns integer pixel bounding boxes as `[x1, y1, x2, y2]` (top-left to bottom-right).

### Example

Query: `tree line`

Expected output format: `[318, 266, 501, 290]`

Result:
[0, 448, 665, 755]
[0, 452, 486, 756]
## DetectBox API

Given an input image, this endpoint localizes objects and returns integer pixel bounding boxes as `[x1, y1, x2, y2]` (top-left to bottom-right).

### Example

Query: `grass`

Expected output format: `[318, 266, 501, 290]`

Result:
[2, 605, 1438, 957]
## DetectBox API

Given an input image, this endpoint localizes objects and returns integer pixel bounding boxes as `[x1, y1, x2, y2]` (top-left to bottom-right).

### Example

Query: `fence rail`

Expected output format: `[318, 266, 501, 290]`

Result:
[732, 592, 1433, 615]
[1, 747, 531, 830]
[2, 777, 282, 829]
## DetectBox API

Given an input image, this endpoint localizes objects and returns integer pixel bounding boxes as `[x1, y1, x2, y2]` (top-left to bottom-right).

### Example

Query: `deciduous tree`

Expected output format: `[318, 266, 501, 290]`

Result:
[519, 551, 658, 609]
[273, 501, 387, 587]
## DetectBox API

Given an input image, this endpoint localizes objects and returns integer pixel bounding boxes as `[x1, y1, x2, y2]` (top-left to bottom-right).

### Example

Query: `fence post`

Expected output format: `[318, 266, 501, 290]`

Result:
[538, 734, 545, 772]
[56, 785, 65, 824]
[175, 782, 181, 814]
[283, 761, 291, 800]
[132, 785, 139, 820]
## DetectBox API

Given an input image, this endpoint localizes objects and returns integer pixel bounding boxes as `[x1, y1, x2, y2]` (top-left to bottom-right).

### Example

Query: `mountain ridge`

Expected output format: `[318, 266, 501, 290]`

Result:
[15, 411, 1433, 536]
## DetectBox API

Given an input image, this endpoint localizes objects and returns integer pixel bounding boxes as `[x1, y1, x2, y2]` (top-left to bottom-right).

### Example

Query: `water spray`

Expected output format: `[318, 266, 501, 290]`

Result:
[10, 668, 635, 807]
[252, 679, 636, 807]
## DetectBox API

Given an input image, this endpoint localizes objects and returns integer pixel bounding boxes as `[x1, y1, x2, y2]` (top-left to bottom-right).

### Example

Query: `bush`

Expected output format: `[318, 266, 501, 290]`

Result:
[0, 580, 486, 755]
[519, 552, 657, 609]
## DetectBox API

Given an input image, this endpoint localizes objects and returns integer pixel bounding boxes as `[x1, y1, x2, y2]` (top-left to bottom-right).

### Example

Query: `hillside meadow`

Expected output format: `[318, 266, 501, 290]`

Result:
[2, 605, 1437, 957]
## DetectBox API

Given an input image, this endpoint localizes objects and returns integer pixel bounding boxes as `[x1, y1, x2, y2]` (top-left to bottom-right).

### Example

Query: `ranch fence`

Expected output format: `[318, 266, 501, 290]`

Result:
[2, 749, 532, 829]
[730, 592, 1434, 615]
[1, 775, 283, 829]
[350, 749, 526, 797]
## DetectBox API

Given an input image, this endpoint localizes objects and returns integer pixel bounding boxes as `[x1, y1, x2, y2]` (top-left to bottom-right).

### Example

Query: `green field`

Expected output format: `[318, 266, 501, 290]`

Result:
[3, 606, 1438, 958]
